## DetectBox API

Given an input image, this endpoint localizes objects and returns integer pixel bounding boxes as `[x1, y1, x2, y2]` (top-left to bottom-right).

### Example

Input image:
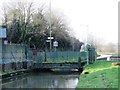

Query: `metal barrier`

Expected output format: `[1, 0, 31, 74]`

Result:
[0, 44, 33, 74]
[0, 44, 96, 74]
[0, 44, 96, 64]
[0, 44, 26, 64]
[28, 49, 88, 64]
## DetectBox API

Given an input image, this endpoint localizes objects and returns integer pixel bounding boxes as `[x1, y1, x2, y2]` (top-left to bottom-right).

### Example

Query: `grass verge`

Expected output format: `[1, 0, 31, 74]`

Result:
[111, 54, 120, 57]
[76, 60, 119, 88]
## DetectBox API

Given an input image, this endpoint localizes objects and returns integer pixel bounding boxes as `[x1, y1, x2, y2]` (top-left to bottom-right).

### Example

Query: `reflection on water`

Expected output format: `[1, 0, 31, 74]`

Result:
[2, 72, 80, 88]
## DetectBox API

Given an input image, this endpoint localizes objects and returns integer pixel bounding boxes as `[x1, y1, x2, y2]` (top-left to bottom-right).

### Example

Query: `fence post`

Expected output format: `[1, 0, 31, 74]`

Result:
[44, 48, 47, 62]
[25, 45, 27, 59]
[78, 57, 82, 72]
[2, 40, 6, 64]
[86, 45, 89, 65]
[95, 48, 96, 61]
[78, 57, 81, 67]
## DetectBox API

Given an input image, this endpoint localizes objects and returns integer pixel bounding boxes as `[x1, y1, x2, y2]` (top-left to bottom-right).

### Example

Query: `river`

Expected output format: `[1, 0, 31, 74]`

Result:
[2, 71, 80, 89]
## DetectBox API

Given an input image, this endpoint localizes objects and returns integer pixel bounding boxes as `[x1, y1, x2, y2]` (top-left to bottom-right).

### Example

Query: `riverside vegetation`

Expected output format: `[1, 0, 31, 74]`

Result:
[76, 61, 119, 88]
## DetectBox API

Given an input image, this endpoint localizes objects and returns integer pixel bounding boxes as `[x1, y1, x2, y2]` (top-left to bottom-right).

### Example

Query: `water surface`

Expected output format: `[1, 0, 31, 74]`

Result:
[2, 71, 80, 88]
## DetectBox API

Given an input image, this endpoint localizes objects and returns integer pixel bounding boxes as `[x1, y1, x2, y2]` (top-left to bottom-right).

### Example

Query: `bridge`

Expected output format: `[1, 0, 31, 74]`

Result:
[1, 44, 96, 80]
[31, 50, 95, 71]
[33, 60, 87, 72]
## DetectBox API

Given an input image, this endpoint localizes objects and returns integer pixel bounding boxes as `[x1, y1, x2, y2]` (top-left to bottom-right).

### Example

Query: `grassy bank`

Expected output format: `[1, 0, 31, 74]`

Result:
[0, 69, 32, 80]
[76, 61, 119, 88]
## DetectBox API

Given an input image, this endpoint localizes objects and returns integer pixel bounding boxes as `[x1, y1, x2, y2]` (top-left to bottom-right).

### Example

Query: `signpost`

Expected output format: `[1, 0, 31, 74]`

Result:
[0, 28, 7, 45]
[46, 40, 50, 42]
[47, 37, 54, 40]
[53, 41, 58, 51]
[0, 28, 7, 38]
[47, 36, 54, 51]
[4, 40, 8, 45]
[0, 28, 7, 64]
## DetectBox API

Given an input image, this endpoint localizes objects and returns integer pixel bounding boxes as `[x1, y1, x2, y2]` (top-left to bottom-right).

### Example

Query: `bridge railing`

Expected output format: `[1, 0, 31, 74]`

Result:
[80, 51, 88, 61]
[0, 44, 96, 64]
[0, 44, 96, 74]
[27, 49, 89, 64]
[45, 51, 80, 63]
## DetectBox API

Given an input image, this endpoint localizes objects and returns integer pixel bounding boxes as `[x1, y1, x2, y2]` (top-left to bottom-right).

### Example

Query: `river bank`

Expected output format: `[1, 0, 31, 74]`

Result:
[76, 61, 119, 88]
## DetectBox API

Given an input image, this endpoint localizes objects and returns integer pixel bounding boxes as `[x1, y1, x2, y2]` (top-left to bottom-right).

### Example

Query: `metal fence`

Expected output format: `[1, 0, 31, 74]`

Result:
[47, 51, 80, 59]
[0, 44, 96, 74]
[0, 44, 33, 74]
[0, 44, 28, 64]
[0, 44, 96, 64]
[27, 49, 89, 63]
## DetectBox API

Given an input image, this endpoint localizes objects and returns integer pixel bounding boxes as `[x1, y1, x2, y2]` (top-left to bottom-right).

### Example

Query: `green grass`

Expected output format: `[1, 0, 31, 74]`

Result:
[42, 57, 79, 63]
[76, 61, 119, 88]
[107, 54, 120, 57]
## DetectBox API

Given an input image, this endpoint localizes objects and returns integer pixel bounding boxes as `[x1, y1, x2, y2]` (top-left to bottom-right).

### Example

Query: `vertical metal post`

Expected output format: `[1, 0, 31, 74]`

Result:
[55, 46, 56, 52]
[80, 24, 89, 65]
[94, 48, 96, 61]
[45, 47, 47, 62]
[78, 57, 81, 67]
[2, 38, 6, 64]
[86, 25, 88, 65]
[86, 44, 89, 65]
[49, 0, 52, 52]
[86, 25, 89, 65]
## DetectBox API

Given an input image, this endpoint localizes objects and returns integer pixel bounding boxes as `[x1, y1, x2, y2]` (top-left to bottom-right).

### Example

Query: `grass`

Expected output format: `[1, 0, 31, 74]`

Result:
[111, 54, 120, 57]
[76, 60, 119, 89]
[41, 57, 79, 63]
[105, 54, 120, 57]
[97, 53, 120, 57]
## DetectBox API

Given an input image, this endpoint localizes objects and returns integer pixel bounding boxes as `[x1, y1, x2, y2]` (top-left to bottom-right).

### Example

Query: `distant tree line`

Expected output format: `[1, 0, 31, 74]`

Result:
[1, 2, 83, 51]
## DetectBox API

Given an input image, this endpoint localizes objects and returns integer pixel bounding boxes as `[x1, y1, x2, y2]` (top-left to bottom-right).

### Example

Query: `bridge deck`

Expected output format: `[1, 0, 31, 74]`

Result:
[33, 61, 87, 70]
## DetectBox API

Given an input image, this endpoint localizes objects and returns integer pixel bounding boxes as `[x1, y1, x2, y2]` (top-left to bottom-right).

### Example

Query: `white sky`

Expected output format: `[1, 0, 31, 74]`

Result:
[0, 0, 119, 44]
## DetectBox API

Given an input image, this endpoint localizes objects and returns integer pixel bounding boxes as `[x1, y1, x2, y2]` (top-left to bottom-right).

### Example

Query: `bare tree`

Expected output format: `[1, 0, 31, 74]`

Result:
[1, 1, 82, 50]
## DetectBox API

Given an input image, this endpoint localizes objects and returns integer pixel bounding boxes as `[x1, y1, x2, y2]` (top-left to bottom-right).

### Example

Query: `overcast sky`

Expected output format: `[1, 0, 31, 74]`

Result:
[0, 0, 119, 44]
